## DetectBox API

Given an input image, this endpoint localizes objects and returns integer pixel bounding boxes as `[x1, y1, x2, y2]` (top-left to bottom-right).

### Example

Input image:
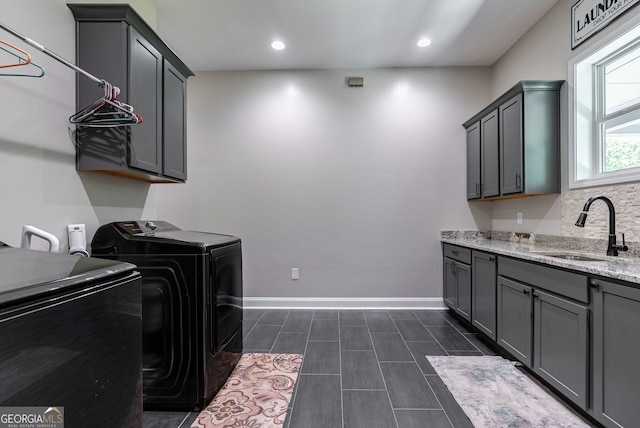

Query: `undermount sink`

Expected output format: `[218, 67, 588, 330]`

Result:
[534, 252, 608, 262]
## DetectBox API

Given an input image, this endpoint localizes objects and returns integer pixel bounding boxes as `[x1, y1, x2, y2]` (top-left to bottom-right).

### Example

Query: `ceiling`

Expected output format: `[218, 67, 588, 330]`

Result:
[152, 0, 560, 72]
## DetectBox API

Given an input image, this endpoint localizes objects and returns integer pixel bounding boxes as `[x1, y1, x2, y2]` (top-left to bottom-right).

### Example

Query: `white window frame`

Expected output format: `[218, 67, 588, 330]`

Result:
[569, 12, 640, 189]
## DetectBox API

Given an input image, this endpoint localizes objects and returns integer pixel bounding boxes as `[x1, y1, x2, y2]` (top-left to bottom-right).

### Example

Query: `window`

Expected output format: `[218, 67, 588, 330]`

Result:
[569, 14, 640, 188]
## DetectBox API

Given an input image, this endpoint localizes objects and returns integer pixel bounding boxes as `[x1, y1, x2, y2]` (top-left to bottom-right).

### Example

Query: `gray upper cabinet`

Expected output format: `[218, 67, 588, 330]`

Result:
[499, 94, 523, 195]
[463, 80, 563, 200]
[465, 110, 499, 200]
[466, 121, 481, 199]
[481, 110, 499, 198]
[163, 61, 188, 181]
[129, 27, 162, 175]
[591, 278, 640, 428]
[69, 4, 194, 183]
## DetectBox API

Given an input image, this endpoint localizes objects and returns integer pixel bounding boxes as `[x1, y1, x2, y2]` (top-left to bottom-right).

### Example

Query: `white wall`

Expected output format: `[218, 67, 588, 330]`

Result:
[16, 0, 619, 301]
[0, 0, 157, 250]
[155, 68, 492, 299]
[489, 0, 640, 240]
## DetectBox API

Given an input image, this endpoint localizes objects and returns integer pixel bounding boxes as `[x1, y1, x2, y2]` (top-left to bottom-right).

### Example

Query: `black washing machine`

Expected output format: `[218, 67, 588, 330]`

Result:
[91, 221, 243, 410]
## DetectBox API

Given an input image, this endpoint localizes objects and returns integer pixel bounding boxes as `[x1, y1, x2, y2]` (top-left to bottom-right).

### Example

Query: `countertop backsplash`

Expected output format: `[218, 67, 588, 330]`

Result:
[441, 230, 640, 259]
[441, 230, 640, 284]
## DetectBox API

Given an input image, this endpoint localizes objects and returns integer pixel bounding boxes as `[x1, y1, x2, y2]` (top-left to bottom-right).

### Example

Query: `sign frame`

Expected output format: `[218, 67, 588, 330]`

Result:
[572, 0, 640, 49]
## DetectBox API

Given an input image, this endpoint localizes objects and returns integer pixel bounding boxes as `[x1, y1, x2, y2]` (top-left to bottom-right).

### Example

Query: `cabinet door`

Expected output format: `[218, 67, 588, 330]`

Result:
[466, 121, 481, 200]
[455, 262, 472, 322]
[592, 279, 640, 428]
[472, 251, 496, 340]
[163, 60, 188, 181]
[443, 258, 457, 310]
[129, 27, 163, 174]
[499, 93, 523, 195]
[533, 290, 588, 410]
[497, 276, 532, 367]
[481, 110, 499, 198]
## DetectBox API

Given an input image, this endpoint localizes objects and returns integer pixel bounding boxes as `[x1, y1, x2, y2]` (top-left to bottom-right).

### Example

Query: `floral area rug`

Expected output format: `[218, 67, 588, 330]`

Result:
[427, 356, 590, 427]
[192, 353, 303, 428]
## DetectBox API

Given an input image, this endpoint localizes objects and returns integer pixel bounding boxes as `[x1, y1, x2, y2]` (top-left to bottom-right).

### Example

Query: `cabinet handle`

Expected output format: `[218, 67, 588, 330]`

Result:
[590, 280, 600, 291]
[523, 289, 530, 295]
[533, 292, 539, 299]
[516, 173, 521, 191]
[489, 256, 494, 262]
[476, 182, 480, 196]
[451, 250, 459, 255]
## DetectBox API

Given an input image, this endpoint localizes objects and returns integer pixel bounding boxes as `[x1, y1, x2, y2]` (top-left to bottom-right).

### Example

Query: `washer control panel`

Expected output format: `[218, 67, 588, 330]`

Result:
[115, 221, 179, 236]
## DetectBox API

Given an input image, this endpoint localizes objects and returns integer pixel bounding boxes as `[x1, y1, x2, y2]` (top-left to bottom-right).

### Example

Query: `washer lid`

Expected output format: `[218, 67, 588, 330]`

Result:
[146, 230, 240, 248]
[0, 247, 135, 306]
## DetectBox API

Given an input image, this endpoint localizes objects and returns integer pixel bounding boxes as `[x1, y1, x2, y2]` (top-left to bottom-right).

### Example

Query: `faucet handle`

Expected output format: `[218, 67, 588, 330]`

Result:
[621, 233, 629, 252]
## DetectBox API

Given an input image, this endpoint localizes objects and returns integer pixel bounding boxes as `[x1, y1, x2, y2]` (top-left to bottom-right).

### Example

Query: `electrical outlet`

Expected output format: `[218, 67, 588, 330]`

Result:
[291, 268, 299, 280]
[517, 211, 523, 224]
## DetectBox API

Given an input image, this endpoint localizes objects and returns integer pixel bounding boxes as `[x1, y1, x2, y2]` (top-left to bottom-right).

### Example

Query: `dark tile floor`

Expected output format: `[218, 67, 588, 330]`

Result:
[143, 308, 588, 428]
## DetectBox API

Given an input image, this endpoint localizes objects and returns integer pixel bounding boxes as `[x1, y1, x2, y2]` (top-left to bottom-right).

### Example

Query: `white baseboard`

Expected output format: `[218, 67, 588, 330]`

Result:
[243, 297, 446, 310]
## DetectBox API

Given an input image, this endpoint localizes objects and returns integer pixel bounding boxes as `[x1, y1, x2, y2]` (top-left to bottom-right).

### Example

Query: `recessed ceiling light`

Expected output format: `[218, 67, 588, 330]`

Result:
[417, 38, 432, 48]
[271, 41, 285, 50]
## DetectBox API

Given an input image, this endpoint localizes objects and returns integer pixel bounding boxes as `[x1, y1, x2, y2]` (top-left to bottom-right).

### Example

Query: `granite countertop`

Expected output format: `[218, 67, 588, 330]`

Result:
[441, 231, 640, 285]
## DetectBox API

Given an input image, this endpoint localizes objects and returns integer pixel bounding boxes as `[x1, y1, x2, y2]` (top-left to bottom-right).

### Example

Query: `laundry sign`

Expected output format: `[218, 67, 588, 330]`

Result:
[572, 0, 640, 48]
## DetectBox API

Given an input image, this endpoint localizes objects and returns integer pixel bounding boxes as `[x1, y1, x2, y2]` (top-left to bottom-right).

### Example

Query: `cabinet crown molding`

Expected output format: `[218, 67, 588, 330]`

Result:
[463, 80, 564, 128]
[68, 3, 194, 78]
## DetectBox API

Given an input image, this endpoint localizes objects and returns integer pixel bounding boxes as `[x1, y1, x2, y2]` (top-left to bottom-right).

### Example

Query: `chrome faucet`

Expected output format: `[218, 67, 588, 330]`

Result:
[575, 195, 628, 256]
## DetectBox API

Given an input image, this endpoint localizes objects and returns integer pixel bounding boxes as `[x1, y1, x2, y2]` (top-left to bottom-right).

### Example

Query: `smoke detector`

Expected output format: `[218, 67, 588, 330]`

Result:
[345, 76, 364, 87]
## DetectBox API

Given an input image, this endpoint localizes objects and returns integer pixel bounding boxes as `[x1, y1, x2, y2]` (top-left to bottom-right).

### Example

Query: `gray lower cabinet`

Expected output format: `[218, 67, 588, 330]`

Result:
[533, 289, 588, 410]
[442, 244, 472, 322]
[443, 257, 457, 309]
[497, 257, 589, 411]
[471, 251, 496, 340]
[69, 4, 193, 183]
[591, 279, 640, 428]
[497, 275, 533, 366]
[454, 262, 471, 321]
[444, 244, 640, 426]
[444, 258, 471, 321]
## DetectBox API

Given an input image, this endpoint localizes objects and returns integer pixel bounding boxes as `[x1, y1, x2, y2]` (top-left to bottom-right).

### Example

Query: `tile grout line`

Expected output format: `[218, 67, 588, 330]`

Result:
[410, 310, 456, 428]
[282, 310, 311, 428]
[338, 310, 345, 428]
[368, 310, 400, 428]
[244, 309, 266, 339]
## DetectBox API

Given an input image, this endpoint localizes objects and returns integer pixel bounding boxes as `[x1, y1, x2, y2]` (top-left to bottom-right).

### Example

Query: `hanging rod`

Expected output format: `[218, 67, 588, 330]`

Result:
[0, 20, 103, 86]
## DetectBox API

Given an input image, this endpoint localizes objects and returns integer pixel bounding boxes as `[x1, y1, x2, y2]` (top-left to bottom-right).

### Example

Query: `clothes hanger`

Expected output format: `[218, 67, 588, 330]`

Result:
[0, 40, 44, 77]
[69, 80, 143, 127]
[0, 38, 31, 67]
[0, 21, 141, 126]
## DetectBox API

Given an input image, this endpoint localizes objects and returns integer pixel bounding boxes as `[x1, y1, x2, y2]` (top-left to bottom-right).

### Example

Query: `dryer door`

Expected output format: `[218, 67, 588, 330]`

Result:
[210, 244, 243, 352]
